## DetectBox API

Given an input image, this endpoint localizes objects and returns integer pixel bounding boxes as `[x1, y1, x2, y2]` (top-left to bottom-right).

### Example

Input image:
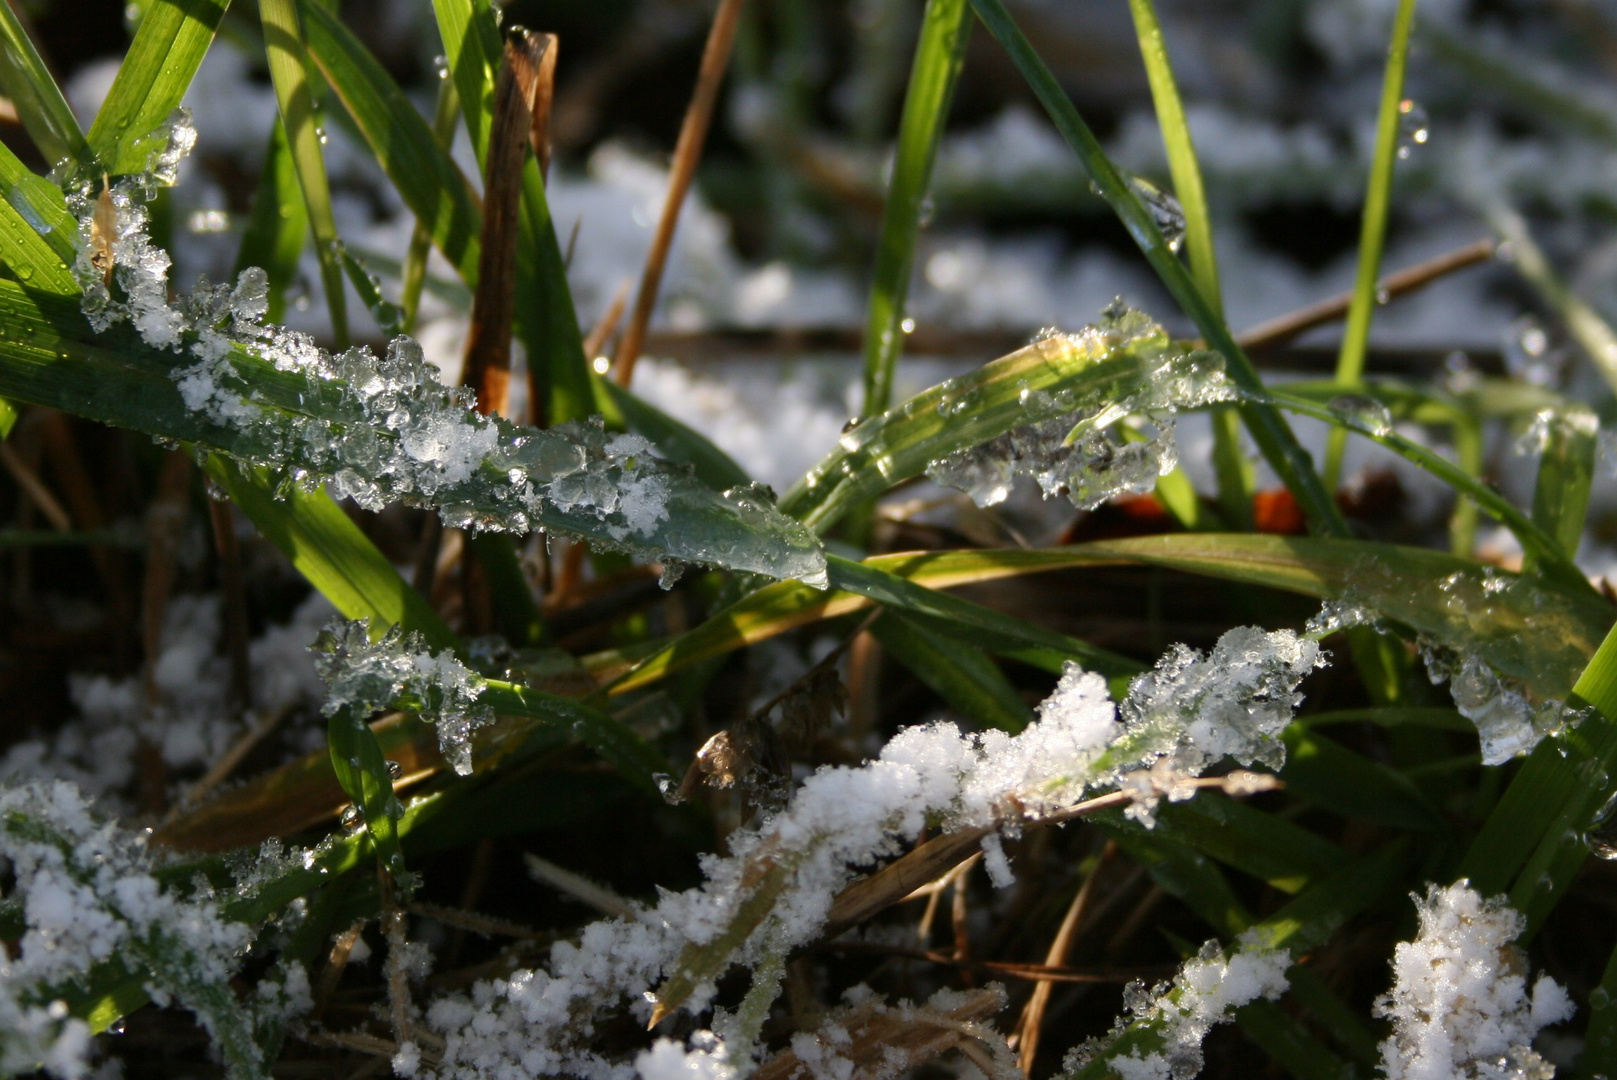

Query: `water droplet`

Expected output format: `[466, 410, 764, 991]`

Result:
[1503, 316, 1560, 387]
[386, 760, 403, 781]
[1125, 173, 1186, 254]
[1441, 350, 1478, 394]
[917, 197, 935, 228]
[1396, 99, 1429, 160]
[340, 804, 364, 830]
[900, 317, 915, 334]
[314, 127, 329, 146]
[1592, 986, 1613, 1010]
[1584, 790, 1617, 859]
[108, 1019, 127, 1035]
[592, 355, 611, 375]
[1328, 394, 1392, 437]
[434, 54, 450, 80]
[1375, 287, 1391, 305]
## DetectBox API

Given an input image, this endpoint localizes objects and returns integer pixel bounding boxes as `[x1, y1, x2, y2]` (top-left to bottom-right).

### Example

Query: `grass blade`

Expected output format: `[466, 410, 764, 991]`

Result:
[402, 76, 461, 332]
[1124, 0, 1251, 528]
[871, 610, 1033, 732]
[1324, 0, 1419, 488]
[0, 1, 90, 167]
[967, 0, 1348, 539]
[858, 0, 970, 418]
[260, 0, 349, 347]
[85, 0, 229, 176]
[232, 119, 308, 324]
[326, 705, 405, 871]
[0, 139, 80, 293]
[1527, 406, 1596, 570]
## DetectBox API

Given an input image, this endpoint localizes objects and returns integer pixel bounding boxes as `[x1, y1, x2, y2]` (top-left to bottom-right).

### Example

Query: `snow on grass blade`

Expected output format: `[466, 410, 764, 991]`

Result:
[782, 305, 1235, 534]
[83, 0, 229, 177]
[966, 0, 1349, 539]
[859, 0, 970, 419]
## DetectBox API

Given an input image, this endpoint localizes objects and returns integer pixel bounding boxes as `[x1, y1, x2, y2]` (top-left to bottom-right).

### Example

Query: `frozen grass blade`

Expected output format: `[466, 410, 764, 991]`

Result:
[260, 0, 349, 348]
[0, 2, 90, 168]
[1124, 0, 1251, 529]
[1324, 0, 1419, 489]
[871, 609, 1033, 732]
[232, 120, 308, 324]
[857, 0, 970, 418]
[967, 0, 1348, 539]
[85, 0, 228, 176]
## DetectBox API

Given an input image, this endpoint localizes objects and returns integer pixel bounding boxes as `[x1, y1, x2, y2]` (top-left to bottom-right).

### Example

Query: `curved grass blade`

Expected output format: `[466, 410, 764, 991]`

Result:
[1527, 405, 1596, 570]
[206, 456, 459, 652]
[966, 0, 1348, 539]
[1280, 726, 1443, 831]
[402, 75, 461, 332]
[86, 0, 230, 176]
[428, 0, 502, 167]
[0, 2, 90, 168]
[0, 139, 79, 293]
[260, 0, 349, 348]
[1577, 943, 1617, 1080]
[1124, 0, 1250, 528]
[1325, 0, 1419, 488]
[872, 609, 1033, 732]
[859, 0, 970, 418]
[327, 704, 405, 871]
[298, 0, 481, 286]
[232, 119, 308, 324]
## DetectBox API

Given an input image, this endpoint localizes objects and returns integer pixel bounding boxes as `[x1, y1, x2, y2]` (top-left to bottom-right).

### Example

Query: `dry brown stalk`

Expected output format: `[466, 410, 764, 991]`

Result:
[612, 0, 746, 386]
[0, 440, 71, 532]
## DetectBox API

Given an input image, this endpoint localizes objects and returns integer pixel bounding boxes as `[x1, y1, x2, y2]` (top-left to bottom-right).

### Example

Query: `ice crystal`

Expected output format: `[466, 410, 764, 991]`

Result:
[0, 781, 262, 1079]
[1375, 882, 1573, 1080]
[1421, 647, 1574, 766]
[310, 619, 493, 776]
[420, 624, 1317, 1078]
[1062, 932, 1290, 1080]
[925, 305, 1235, 510]
[63, 121, 827, 589]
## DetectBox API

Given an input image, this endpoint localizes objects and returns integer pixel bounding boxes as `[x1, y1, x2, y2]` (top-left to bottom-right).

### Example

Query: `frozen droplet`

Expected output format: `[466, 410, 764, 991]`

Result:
[1396, 99, 1429, 161]
[1125, 174, 1186, 254]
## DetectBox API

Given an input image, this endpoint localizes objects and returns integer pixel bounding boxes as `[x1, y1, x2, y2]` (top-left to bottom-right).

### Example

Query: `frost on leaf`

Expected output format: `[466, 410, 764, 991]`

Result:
[0, 781, 270, 1080]
[1375, 882, 1573, 1080]
[310, 619, 493, 776]
[1062, 932, 1291, 1080]
[63, 118, 827, 589]
[926, 303, 1235, 510]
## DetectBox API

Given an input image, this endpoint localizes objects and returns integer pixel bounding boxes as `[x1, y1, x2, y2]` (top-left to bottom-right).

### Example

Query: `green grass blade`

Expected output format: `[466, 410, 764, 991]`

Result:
[85, 0, 230, 176]
[232, 119, 308, 324]
[402, 75, 461, 332]
[0, 139, 79, 293]
[206, 456, 458, 651]
[260, 0, 348, 348]
[859, 0, 969, 418]
[326, 705, 404, 870]
[1280, 726, 1444, 830]
[465, 532, 544, 646]
[1527, 406, 1596, 570]
[517, 140, 594, 426]
[782, 325, 1203, 534]
[0, 2, 90, 167]
[337, 244, 403, 335]
[427, 0, 502, 168]
[871, 610, 1033, 732]
[967, 0, 1348, 539]
[1236, 1000, 1358, 1080]
[1325, 0, 1419, 488]
[1575, 943, 1617, 1080]
[299, 0, 480, 286]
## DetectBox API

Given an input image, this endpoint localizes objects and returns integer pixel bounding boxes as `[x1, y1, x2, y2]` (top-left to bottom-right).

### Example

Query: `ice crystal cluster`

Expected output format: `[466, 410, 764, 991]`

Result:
[310, 619, 492, 776]
[420, 624, 1318, 1079]
[1375, 882, 1573, 1080]
[925, 305, 1236, 510]
[1064, 932, 1291, 1080]
[0, 781, 291, 1080]
[65, 111, 827, 589]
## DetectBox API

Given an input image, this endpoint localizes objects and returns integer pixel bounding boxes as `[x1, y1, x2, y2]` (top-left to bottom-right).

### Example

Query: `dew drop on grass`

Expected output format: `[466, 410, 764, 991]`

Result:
[1328, 394, 1393, 437]
[1125, 174, 1186, 254]
[386, 760, 404, 782]
[1396, 98, 1429, 160]
[1583, 790, 1617, 859]
[340, 804, 363, 831]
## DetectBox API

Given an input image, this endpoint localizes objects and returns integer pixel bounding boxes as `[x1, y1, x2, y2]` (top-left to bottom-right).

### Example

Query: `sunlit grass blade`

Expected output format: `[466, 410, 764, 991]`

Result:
[1483, 199, 1617, 395]
[966, 0, 1347, 539]
[1527, 405, 1596, 571]
[1237, 1000, 1358, 1080]
[85, 0, 229, 176]
[299, 0, 480, 286]
[327, 705, 405, 870]
[0, 139, 79, 293]
[1123, 0, 1250, 528]
[1324, 0, 1419, 489]
[428, 0, 502, 167]
[260, 0, 348, 348]
[232, 120, 308, 324]
[206, 457, 459, 652]
[871, 610, 1032, 732]
[0, 1, 90, 168]
[859, 0, 970, 418]
[1104, 795, 1344, 895]
[402, 75, 461, 332]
